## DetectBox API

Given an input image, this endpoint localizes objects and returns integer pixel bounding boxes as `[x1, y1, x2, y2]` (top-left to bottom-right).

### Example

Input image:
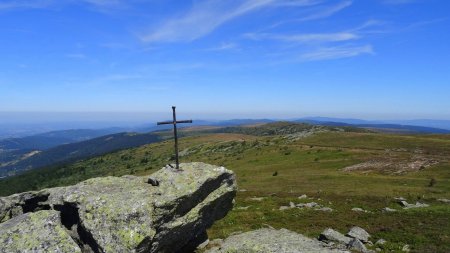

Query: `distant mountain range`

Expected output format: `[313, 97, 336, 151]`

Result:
[295, 117, 450, 134]
[1, 117, 449, 178]
[0, 132, 161, 178]
[0, 128, 124, 168]
[0, 128, 123, 151]
[297, 117, 450, 131]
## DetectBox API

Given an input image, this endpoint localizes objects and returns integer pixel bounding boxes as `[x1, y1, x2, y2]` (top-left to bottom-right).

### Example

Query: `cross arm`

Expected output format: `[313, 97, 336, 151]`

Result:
[176, 120, 193, 124]
[157, 121, 173, 125]
[157, 120, 192, 125]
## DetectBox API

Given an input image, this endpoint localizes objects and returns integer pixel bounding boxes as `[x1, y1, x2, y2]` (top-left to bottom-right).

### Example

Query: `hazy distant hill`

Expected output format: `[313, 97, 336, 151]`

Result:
[135, 119, 274, 132]
[295, 118, 450, 134]
[0, 128, 122, 151]
[0, 132, 160, 177]
[206, 121, 370, 136]
[0, 128, 124, 168]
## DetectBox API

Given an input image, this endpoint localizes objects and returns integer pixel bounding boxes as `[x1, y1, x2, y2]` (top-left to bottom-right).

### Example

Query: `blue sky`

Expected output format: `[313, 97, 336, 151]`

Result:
[0, 0, 449, 121]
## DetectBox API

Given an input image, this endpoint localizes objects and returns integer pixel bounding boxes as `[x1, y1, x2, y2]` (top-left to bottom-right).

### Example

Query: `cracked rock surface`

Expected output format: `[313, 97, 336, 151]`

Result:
[0, 210, 81, 252]
[0, 162, 236, 253]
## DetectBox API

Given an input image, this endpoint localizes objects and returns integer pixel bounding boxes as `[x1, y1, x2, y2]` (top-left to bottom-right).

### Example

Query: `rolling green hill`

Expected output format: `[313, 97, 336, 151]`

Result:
[1, 122, 449, 252]
[0, 132, 161, 177]
[0, 128, 124, 169]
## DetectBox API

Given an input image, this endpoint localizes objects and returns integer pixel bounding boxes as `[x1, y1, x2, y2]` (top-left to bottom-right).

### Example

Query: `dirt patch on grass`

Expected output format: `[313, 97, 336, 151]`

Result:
[342, 155, 439, 174]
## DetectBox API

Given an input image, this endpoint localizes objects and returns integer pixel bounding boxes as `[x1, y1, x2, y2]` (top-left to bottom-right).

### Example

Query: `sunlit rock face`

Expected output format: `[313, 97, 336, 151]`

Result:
[0, 162, 237, 253]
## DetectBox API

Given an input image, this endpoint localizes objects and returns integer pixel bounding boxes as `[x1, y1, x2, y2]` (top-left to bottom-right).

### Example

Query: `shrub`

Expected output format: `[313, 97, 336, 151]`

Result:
[428, 178, 437, 187]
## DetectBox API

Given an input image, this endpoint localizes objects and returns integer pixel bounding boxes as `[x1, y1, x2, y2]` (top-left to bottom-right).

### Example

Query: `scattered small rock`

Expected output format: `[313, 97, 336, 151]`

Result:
[319, 228, 352, 245]
[293, 202, 334, 212]
[297, 202, 319, 208]
[347, 226, 370, 243]
[438, 198, 450, 204]
[348, 238, 368, 253]
[235, 206, 251, 210]
[352, 207, 369, 213]
[147, 177, 159, 186]
[279, 206, 290, 211]
[394, 197, 406, 201]
[248, 197, 265, 201]
[402, 244, 410, 252]
[382, 207, 397, 213]
[238, 189, 247, 192]
[399, 201, 429, 209]
[298, 194, 308, 199]
[375, 239, 387, 245]
[289, 202, 296, 208]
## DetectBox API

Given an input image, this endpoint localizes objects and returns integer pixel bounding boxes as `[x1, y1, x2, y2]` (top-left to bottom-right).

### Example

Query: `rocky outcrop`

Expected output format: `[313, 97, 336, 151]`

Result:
[205, 228, 349, 253]
[0, 162, 236, 253]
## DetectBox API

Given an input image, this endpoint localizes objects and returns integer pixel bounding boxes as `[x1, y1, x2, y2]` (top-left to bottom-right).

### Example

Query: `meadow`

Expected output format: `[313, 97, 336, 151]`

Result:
[1, 124, 449, 252]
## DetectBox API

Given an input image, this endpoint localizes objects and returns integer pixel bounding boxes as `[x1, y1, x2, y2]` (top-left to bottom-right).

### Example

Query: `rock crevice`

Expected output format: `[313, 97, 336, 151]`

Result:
[0, 162, 236, 253]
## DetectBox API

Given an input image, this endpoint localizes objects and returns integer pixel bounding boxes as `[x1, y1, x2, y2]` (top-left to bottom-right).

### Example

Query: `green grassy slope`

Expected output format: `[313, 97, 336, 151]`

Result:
[0, 125, 449, 252]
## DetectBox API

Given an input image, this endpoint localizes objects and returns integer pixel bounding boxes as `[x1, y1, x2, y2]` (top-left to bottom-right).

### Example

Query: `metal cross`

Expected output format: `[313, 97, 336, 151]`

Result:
[157, 106, 192, 170]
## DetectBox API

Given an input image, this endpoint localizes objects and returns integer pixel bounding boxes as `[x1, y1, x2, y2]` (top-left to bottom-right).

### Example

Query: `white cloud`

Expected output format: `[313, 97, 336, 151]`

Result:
[300, 44, 373, 61]
[140, 0, 319, 43]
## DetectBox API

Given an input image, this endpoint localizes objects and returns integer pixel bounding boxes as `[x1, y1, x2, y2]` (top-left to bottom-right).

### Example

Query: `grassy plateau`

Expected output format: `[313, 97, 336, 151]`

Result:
[1, 122, 449, 252]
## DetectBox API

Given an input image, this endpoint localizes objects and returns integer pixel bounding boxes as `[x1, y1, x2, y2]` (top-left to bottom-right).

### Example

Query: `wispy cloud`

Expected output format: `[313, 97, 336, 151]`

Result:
[244, 19, 382, 62]
[269, 1, 352, 28]
[140, 0, 319, 43]
[300, 45, 373, 61]
[296, 0, 352, 22]
[404, 17, 448, 30]
[205, 42, 239, 51]
[245, 32, 359, 43]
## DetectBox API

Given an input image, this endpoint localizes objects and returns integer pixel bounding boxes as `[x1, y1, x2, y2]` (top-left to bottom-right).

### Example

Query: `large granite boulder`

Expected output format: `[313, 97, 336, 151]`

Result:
[205, 228, 350, 253]
[0, 162, 236, 253]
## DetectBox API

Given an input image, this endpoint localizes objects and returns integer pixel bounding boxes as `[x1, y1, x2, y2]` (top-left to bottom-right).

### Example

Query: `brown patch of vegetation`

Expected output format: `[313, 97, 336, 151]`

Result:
[342, 154, 440, 174]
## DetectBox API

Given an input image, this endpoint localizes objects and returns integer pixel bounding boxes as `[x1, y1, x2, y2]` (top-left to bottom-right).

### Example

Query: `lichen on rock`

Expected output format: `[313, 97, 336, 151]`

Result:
[0, 162, 236, 253]
[0, 210, 81, 253]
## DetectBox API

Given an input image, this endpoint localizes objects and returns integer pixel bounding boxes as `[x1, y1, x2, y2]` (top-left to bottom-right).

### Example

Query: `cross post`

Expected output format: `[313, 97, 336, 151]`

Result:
[157, 106, 192, 170]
